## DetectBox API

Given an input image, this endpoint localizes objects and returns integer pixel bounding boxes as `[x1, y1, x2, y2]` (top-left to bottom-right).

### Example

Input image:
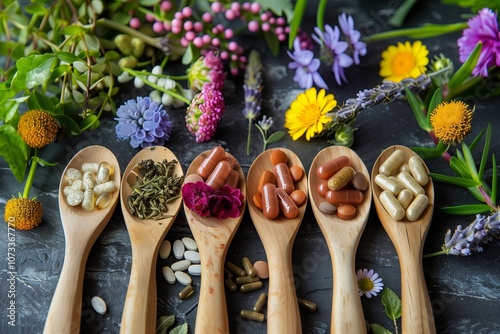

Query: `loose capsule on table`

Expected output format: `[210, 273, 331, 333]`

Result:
[253, 293, 267, 312]
[297, 298, 317, 312]
[178, 285, 194, 300]
[240, 309, 265, 322]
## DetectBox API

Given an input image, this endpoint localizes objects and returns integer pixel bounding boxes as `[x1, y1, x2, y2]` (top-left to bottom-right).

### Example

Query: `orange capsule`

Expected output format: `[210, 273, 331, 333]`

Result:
[252, 193, 263, 210]
[197, 146, 226, 179]
[274, 163, 295, 194]
[224, 169, 239, 189]
[317, 180, 329, 198]
[316, 155, 351, 179]
[270, 149, 288, 165]
[262, 183, 279, 219]
[326, 189, 364, 205]
[205, 160, 232, 190]
[258, 170, 276, 195]
[276, 188, 299, 219]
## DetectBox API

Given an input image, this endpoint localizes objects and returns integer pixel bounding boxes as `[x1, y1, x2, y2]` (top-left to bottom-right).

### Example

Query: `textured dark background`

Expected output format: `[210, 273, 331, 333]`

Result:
[1, 1, 499, 333]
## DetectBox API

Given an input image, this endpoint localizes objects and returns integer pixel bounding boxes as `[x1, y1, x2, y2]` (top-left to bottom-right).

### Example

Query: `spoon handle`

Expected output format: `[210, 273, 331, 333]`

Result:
[267, 246, 301, 334]
[43, 241, 89, 334]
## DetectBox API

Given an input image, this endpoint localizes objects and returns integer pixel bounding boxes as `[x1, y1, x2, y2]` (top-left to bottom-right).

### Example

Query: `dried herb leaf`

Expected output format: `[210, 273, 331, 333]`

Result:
[156, 315, 175, 334]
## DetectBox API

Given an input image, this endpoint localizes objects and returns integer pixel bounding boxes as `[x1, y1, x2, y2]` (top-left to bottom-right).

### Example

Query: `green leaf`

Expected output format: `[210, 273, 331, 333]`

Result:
[429, 173, 478, 187]
[62, 25, 87, 35]
[257, 0, 293, 21]
[28, 90, 55, 112]
[450, 155, 471, 178]
[448, 42, 481, 89]
[139, 0, 158, 6]
[156, 315, 175, 334]
[181, 44, 194, 65]
[370, 323, 393, 334]
[0, 124, 30, 182]
[0, 99, 19, 124]
[169, 323, 188, 334]
[266, 131, 285, 144]
[288, 0, 306, 48]
[381, 287, 401, 321]
[364, 22, 467, 42]
[56, 51, 82, 63]
[468, 127, 484, 152]
[426, 88, 442, 124]
[405, 87, 431, 131]
[478, 123, 491, 179]
[53, 114, 82, 135]
[439, 204, 492, 215]
[412, 146, 444, 160]
[263, 31, 280, 57]
[11, 54, 55, 91]
[25, 3, 48, 15]
[80, 114, 100, 130]
[48, 64, 71, 82]
[316, 0, 328, 32]
[492, 154, 497, 205]
[462, 142, 479, 181]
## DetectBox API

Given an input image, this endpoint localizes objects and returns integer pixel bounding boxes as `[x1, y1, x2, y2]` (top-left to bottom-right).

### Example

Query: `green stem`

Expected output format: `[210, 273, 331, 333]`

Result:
[262, 129, 268, 152]
[363, 22, 467, 43]
[423, 250, 447, 258]
[446, 76, 484, 100]
[23, 149, 39, 199]
[246, 118, 252, 155]
[97, 18, 161, 49]
[388, 0, 418, 28]
[316, 0, 328, 30]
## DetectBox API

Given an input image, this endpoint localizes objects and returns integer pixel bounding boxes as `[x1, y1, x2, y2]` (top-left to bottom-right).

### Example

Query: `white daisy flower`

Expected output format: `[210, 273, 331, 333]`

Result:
[356, 268, 384, 298]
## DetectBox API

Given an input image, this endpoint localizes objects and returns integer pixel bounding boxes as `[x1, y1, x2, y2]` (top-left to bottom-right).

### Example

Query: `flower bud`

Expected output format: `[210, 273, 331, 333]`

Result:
[131, 37, 145, 58]
[118, 55, 137, 69]
[114, 34, 133, 55]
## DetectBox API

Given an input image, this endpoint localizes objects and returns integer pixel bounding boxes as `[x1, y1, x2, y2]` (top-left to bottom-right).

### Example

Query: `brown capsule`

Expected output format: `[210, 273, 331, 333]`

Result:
[317, 180, 329, 198]
[226, 261, 247, 277]
[242, 257, 256, 277]
[270, 149, 288, 165]
[276, 187, 299, 219]
[262, 183, 279, 219]
[235, 276, 260, 285]
[240, 309, 266, 322]
[240, 281, 263, 293]
[253, 293, 268, 312]
[316, 155, 351, 179]
[197, 146, 225, 179]
[297, 298, 317, 312]
[274, 162, 295, 194]
[223, 169, 239, 189]
[205, 160, 232, 190]
[328, 166, 355, 190]
[289, 165, 305, 183]
[224, 268, 234, 279]
[178, 285, 194, 300]
[290, 189, 307, 206]
[225, 278, 238, 292]
[326, 189, 364, 205]
[258, 170, 276, 195]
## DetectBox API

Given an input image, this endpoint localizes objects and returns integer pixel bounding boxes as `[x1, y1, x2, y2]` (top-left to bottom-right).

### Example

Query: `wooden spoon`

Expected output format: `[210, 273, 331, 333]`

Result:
[371, 145, 436, 334]
[308, 146, 371, 334]
[120, 146, 184, 334]
[183, 149, 246, 334]
[44, 145, 121, 334]
[247, 148, 307, 334]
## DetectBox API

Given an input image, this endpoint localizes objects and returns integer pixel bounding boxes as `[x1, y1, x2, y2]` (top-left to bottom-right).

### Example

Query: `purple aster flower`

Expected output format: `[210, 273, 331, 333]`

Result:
[313, 24, 354, 85]
[185, 83, 225, 143]
[356, 269, 384, 298]
[187, 51, 225, 92]
[287, 37, 328, 89]
[115, 96, 172, 148]
[338, 13, 367, 65]
[457, 8, 500, 77]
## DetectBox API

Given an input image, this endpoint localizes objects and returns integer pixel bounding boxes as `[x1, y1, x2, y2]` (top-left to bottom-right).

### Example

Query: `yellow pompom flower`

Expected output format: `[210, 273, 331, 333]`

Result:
[17, 109, 59, 148]
[379, 41, 429, 82]
[284, 88, 336, 141]
[430, 101, 473, 145]
[4, 197, 43, 230]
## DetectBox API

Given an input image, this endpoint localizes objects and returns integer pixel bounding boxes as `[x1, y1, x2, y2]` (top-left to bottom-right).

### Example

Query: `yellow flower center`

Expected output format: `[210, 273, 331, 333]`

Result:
[358, 277, 374, 292]
[17, 109, 59, 148]
[4, 198, 43, 230]
[430, 101, 473, 144]
[391, 52, 416, 77]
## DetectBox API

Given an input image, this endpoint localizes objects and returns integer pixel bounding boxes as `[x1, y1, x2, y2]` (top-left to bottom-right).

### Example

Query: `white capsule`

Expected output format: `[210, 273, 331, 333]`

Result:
[162, 266, 176, 284]
[82, 162, 99, 173]
[83, 171, 95, 190]
[171, 259, 191, 272]
[93, 181, 118, 195]
[63, 185, 74, 197]
[159, 240, 171, 260]
[379, 149, 405, 176]
[181, 237, 198, 251]
[91, 296, 107, 315]
[174, 271, 192, 286]
[408, 156, 429, 186]
[66, 168, 82, 181]
[172, 239, 185, 259]
[184, 250, 200, 264]
[67, 190, 84, 206]
[406, 194, 429, 221]
[397, 171, 425, 196]
[375, 174, 403, 196]
[97, 161, 111, 184]
[379, 190, 405, 221]
[70, 179, 83, 192]
[82, 189, 95, 211]
[188, 264, 202, 276]
[397, 189, 414, 210]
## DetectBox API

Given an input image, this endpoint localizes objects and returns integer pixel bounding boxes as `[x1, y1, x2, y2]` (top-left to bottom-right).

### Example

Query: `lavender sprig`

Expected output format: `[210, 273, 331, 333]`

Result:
[242, 50, 263, 155]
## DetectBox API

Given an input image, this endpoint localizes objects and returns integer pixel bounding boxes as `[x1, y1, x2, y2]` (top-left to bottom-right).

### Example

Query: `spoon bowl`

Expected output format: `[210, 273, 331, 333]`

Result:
[247, 148, 307, 334]
[120, 146, 184, 334]
[183, 148, 246, 334]
[308, 146, 371, 334]
[44, 145, 120, 334]
[371, 145, 435, 334]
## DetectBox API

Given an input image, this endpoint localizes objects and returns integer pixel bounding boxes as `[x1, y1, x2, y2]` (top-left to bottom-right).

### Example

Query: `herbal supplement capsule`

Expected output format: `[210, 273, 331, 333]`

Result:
[225, 278, 238, 292]
[205, 160, 232, 190]
[97, 161, 111, 183]
[408, 156, 429, 186]
[235, 276, 260, 285]
[317, 180, 329, 198]
[276, 188, 299, 219]
[253, 293, 267, 312]
[63, 186, 74, 197]
[379, 149, 405, 176]
[399, 163, 411, 174]
[374, 174, 403, 196]
[379, 190, 405, 221]
[178, 285, 194, 300]
[258, 170, 276, 195]
[66, 168, 82, 181]
[66, 190, 84, 206]
[242, 257, 256, 277]
[82, 189, 95, 211]
[82, 162, 99, 173]
[406, 194, 429, 221]
[297, 298, 317, 312]
[316, 155, 351, 179]
[95, 192, 112, 209]
[93, 181, 117, 195]
[262, 183, 280, 219]
[226, 261, 247, 277]
[397, 189, 414, 210]
[327, 166, 355, 190]
[326, 189, 364, 205]
[224, 268, 234, 279]
[197, 146, 225, 179]
[240, 281, 263, 293]
[82, 171, 95, 190]
[274, 162, 295, 194]
[397, 171, 425, 196]
[240, 309, 265, 322]
[252, 193, 263, 210]
[70, 179, 83, 191]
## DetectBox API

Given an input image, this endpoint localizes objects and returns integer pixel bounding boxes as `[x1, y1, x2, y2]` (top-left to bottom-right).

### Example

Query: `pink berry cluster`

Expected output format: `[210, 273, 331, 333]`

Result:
[128, 1, 289, 75]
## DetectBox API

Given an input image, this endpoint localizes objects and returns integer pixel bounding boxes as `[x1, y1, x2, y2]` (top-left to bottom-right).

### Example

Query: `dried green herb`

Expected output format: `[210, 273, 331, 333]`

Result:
[127, 158, 184, 220]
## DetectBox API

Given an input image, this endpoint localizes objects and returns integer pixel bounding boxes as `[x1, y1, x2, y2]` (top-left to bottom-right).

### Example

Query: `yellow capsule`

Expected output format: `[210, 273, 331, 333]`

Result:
[178, 285, 194, 300]
[225, 261, 247, 277]
[240, 281, 263, 293]
[379, 149, 405, 176]
[241, 257, 256, 277]
[397, 171, 424, 196]
[327, 166, 355, 190]
[253, 293, 267, 312]
[408, 156, 429, 186]
[225, 278, 237, 292]
[379, 190, 405, 221]
[95, 192, 112, 209]
[297, 298, 317, 312]
[397, 189, 414, 210]
[406, 194, 429, 221]
[240, 309, 265, 322]
[235, 276, 260, 285]
[375, 174, 403, 196]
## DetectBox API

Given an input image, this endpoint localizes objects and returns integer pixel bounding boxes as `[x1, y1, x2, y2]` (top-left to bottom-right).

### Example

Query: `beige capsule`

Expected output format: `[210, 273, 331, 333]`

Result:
[397, 189, 414, 210]
[375, 174, 403, 196]
[399, 163, 411, 174]
[397, 171, 424, 196]
[406, 194, 429, 221]
[408, 156, 429, 186]
[379, 190, 405, 221]
[97, 161, 113, 184]
[379, 149, 405, 176]
[93, 181, 118, 195]
[82, 189, 95, 211]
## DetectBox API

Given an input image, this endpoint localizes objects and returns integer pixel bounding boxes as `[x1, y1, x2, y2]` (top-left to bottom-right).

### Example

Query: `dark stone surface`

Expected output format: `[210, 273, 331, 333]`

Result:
[1, 1, 500, 333]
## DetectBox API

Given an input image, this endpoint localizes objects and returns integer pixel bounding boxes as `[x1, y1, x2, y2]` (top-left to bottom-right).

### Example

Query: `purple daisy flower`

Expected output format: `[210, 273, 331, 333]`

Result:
[287, 37, 328, 89]
[338, 13, 367, 65]
[313, 24, 354, 85]
[185, 83, 225, 143]
[115, 96, 172, 148]
[457, 8, 500, 77]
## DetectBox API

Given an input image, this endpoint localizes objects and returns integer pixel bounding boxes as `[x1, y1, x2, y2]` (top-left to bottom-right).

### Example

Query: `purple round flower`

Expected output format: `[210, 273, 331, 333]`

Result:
[338, 13, 367, 65]
[185, 83, 225, 143]
[313, 24, 353, 85]
[187, 51, 225, 92]
[457, 8, 500, 77]
[287, 37, 328, 89]
[115, 96, 172, 148]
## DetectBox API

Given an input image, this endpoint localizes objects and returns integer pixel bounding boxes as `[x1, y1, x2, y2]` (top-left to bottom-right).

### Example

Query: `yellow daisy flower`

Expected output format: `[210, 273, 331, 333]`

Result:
[17, 109, 59, 148]
[284, 88, 336, 141]
[4, 197, 43, 230]
[379, 41, 429, 82]
[430, 100, 473, 145]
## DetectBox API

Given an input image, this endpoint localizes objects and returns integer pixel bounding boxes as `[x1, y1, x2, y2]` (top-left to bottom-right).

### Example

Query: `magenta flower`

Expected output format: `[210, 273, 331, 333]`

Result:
[185, 83, 225, 143]
[287, 37, 328, 89]
[457, 8, 500, 77]
[187, 51, 225, 92]
[182, 182, 244, 219]
[212, 185, 244, 219]
[182, 181, 213, 216]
